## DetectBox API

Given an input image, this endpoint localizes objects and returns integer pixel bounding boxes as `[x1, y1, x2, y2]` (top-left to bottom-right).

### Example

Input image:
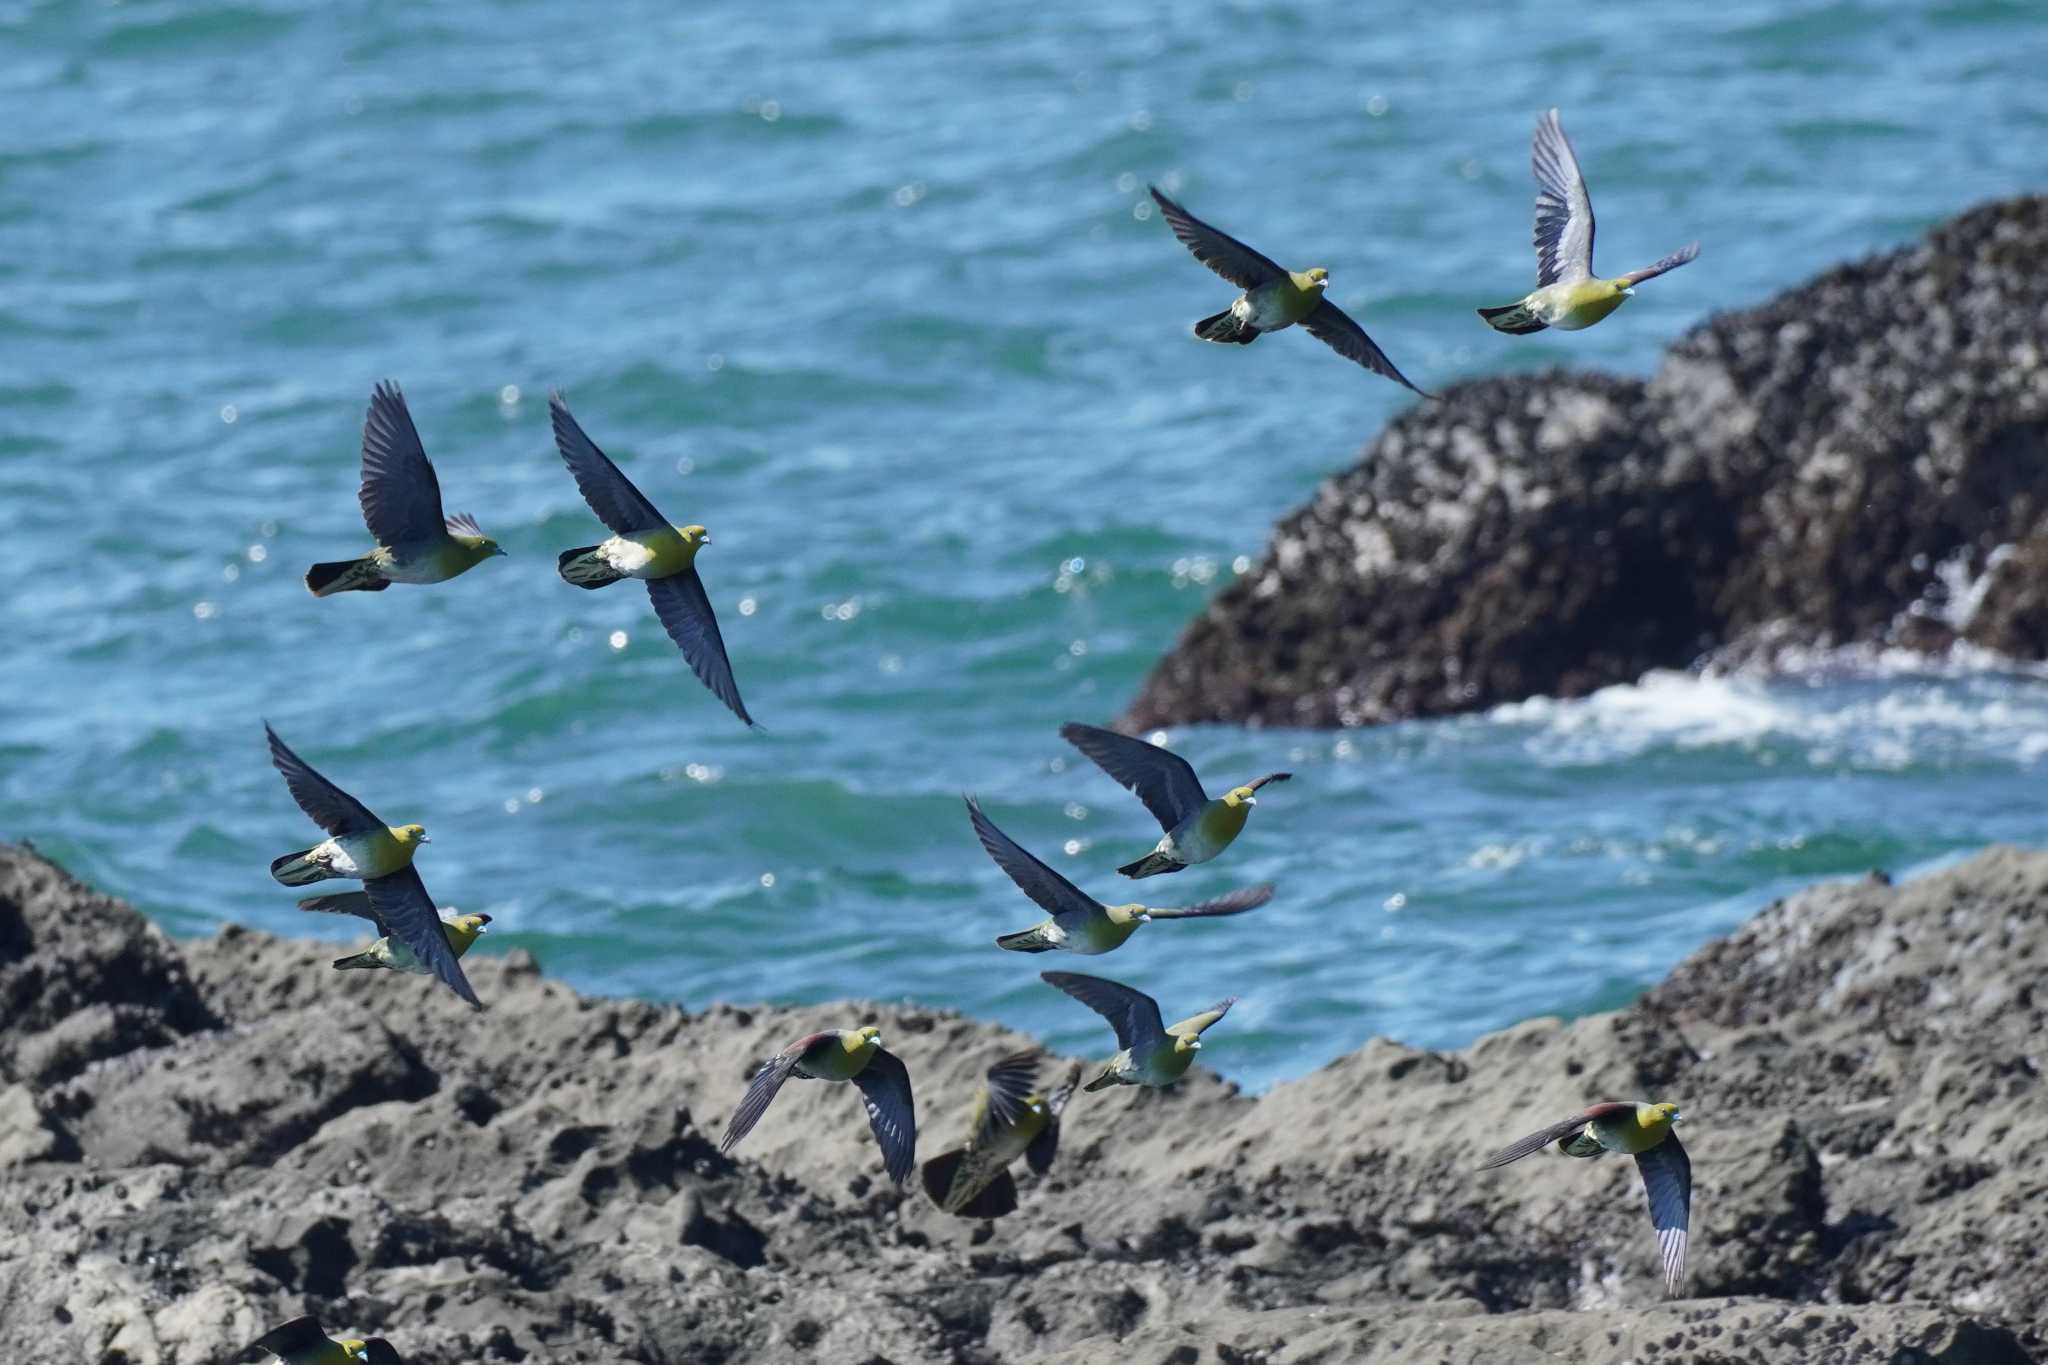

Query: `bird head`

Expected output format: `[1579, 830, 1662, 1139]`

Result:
[1303, 267, 1330, 291]
[1223, 785, 1259, 809]
[680, 523, 712, 548]
[1175, 1035, 1203, 1054]
[394, 824, 429, 847]
[855, 1025, 883, 1049]
[454, 913, 492, 934]
[1106, 904, 1151, 926]
[447, 512, 505, 556]
[1643, 1101, 1684, 1129]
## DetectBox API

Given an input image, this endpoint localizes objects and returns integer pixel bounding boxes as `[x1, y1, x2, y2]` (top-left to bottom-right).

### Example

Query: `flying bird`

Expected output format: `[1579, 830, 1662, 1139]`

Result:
[264, 724, 482, 1010]
[1477, 109, 1698, 335]
[304, 381, 505, 596]
[246, 1316, 401, 1364]
[965, 796, 1274, 954]
[1042, 970, 1236, 1091]
[1059, 722, 1290, 878]
[719, 1025, 916, 1183]
[550, 393, 754, 728]
[1149, 185, 1431, 397]
[1478, 1100, 1692, 1296]
[298, 891, 491, 979]
[921, 1051, 1081, 1219]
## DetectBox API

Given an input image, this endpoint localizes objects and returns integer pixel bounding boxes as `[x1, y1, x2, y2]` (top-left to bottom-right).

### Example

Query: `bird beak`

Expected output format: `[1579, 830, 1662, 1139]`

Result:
[1190, 1039, 1203, 1050]
[494, 546, 508, 557]
[1138, 913, 1152, 923]
[419, 834, 432, 844]
[701, 533, 713, 545]
[1244, 796, 1257, 807]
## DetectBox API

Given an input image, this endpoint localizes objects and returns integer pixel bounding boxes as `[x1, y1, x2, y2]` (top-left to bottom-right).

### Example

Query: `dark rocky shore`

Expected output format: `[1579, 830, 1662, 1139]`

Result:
[1124, 195, 2048, 731]
[3, 840, 2044, 1363]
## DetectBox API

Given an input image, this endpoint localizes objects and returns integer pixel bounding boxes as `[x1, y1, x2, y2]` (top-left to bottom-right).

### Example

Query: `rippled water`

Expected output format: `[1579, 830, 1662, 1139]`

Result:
[4, 0, 2045, 1089]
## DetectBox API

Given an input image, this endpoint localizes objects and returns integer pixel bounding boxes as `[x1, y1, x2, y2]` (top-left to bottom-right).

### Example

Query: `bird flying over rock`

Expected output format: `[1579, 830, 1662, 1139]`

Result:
[719, 1025, 916, 1183]
[1042, 970, 1236, 1091]
[1059, 722, 1290, 878]
[246, 1316, 401, 1364]
[921, 1050, 1081, 1218]
[298, 890, 491, 980]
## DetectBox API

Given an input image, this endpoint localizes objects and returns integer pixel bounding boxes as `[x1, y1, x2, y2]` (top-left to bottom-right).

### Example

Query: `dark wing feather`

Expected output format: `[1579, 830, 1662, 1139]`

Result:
[357, 380, 446, 547]
[646, 569, 755, 728]
[1301, 301, 1434, 398]
[361, 1343, 404, 1365]
[1147, 883, 1276, 920]
[981, 1049, 1040, 1136]
[1476, 1113, 1599, 1169]
[1149, 187, 1286, 290]
[248, 1317, 331, 1359]
[364, 866, 481, 1010]
[1027, 1060, 1082, 1174]
[966, 797, 1099, 921]
[550, 392, 669, 535]
[1532, 107, 1595, 285]
[720, 1048, 801, 1154]
[852, 1047, 917, 1184]
[1058, 722, 1207, 832]
[1635, 1134, 1691, 1296]
[265, 723, 383, 836]
[296, 890, 392, 937]
[1618, 241, 1699, 287]
[1041, 970, 1165, 1054]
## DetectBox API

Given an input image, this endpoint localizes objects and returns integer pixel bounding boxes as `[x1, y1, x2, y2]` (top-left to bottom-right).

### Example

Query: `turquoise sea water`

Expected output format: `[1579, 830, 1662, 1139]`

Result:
[4, 0, 2046, 1090]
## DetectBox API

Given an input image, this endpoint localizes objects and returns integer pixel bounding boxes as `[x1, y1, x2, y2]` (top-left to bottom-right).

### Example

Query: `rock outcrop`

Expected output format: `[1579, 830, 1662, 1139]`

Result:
[1124, 195, 2048, 730]
[1, 839, 2043, 1363]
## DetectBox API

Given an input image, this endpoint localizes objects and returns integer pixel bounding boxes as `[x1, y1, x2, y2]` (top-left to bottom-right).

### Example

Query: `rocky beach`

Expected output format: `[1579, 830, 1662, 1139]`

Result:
[4, 839, 2042, 1363]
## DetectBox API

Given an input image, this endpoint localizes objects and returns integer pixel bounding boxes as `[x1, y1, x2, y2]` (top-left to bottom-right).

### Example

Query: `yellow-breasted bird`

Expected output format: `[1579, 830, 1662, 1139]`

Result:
[1059, 722, 1290, 879]
[550, 393, 754, 728]
[719, 1025, 916, 1183]
[1149, 186, 1431, 398]
[305, 381, 505, 596]
[1042, 970, 1236, 1092]
[298, 890, 491, 977]
[965, 796, 1275, 954]
[1477, 110, 1698, 335]
[1479, 1100, 1691, 1295]
[264, 723, 482, 1010]
[246, 1316, 401, 1364]
[920, 1051, 1081, 1219]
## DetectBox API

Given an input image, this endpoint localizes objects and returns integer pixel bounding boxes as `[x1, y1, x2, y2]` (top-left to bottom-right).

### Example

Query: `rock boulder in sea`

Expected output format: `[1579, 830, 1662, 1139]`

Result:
[1123, 195, 2048, 730]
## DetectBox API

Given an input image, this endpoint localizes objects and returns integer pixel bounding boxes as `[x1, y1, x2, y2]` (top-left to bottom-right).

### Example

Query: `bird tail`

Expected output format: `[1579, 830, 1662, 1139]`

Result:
[332, 950, 381, 971]
[557, 545, 624, 589]
[269, 848, 335, 887]
[1477, 302, 1547, 335]
[1117, 852, 1182, 879]
[1194, 310, 1259, 345]
[920, 1149, 1019, 1218]
[305, 558, 391, 596]
[995, 928, 1056, 953]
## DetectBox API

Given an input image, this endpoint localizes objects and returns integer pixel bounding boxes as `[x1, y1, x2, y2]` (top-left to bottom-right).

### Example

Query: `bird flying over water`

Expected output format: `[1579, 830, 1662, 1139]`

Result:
[264, 723, 482, 1010]
[1042, 970, 1236, 1092]
[1478, 1099, 1692, 1296]
[299, 890, 491, 979]
[921, 1050, 1081, 1218]
[965, 796, 1274, 954]
[246, 1316, 401, 1364]
[1477, 110, 1698, 335]
[719, 1025, 916, 1183]
[305, 381, 505, 596]
[1059, 722, 1290, 879]
[550, 393, 754, 728]
[1149, 186, 1431, 397]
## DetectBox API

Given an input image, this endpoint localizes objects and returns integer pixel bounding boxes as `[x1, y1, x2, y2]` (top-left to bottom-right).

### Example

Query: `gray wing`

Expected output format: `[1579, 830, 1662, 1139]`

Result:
[265, 723, 383, 836]
[852, 1047, 917, 1184]
[549, 392, 669, 535]
[1618, 241, 1700, 287]
[364, 866, 481, 1010]
[296, 890, 392, 937]
[357, 380, 446, 547]
[1147, 883, 1275, 920]
[1532, 108, 1595, 285]
[1165, 995, 1237, 1041]
[965, 796, 1100, 922]
[981, 1050, 1040, 1137]
[1301, 301, 1434, 398]
[1149, 186, 1286, 291]
[720, 1049, 801, 1154]
[645, 569, 755, 728]
[1042, 970, 1165, 1054]
[1635, 1135, 1691, 1296]
[1058, 722, 1207, 833]
[1476, 1102, 1631, 1169]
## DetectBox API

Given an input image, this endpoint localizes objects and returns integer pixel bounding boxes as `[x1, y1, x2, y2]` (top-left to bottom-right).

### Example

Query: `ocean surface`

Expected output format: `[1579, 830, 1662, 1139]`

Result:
[4, 0, 2045, 1091]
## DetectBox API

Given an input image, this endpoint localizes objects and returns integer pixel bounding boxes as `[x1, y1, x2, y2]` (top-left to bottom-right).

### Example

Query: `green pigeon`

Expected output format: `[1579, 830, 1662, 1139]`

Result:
[550, 393, 755, 728]
[1479, 1100, 1692, 1295]
[305, 381, 505, 596]
[1042, 970, 1236, 1092]
[965, 796, 1275, 954]
[1150, 185, 1431, 397]
[1059, 722, 1290, 879]
[719, 1025, 916, 1183]
[1478, 110, 1698, 335]
[298, 890, 491, 978]
[920, 1051, 1081, 1219]
[246, 1316, 401, 1364]
[264, 723, 482, 1010]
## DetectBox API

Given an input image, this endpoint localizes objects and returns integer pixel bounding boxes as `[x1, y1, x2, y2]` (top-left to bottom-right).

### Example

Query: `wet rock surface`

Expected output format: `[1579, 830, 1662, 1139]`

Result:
[1124, 195, 2048, 730]
[1, 840, 2042, 1363]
